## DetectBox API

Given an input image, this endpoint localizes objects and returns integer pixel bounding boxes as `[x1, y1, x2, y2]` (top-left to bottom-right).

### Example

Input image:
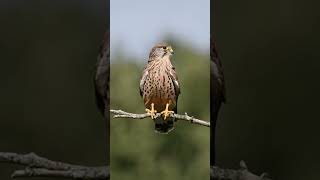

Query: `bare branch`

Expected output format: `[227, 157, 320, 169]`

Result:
[0, 152, 109, 179]
[0, 152, 272, 180]
[211, 161, 272, 180]
[110, 109, 210, 127]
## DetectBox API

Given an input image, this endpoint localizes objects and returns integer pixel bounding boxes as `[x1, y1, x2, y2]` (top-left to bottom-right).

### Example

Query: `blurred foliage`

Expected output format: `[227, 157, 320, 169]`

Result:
[110, 42, 210, 180]
[0, 1, 320, 180]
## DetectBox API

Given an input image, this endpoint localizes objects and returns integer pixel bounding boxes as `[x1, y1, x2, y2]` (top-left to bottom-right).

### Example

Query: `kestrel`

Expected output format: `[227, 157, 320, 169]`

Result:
[139, 43, 180, 134]
[210, 38, 226, 165]
[94, 31, 110, 164]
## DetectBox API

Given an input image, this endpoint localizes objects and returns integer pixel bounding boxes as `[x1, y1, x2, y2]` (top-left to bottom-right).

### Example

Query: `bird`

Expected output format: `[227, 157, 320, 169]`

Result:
[95, 32, 109, 117]
[139, 43, 180, 134]
[94, 31, 110, 164]
[210, 38, 226, 166]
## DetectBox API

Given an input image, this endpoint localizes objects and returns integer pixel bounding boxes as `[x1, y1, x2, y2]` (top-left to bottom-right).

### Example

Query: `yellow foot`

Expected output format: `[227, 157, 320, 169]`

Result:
[146, 103, 157, 119]
[160, 103, 174, 120]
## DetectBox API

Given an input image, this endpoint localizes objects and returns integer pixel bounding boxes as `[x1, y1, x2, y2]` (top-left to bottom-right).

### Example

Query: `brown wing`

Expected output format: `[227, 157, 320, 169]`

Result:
[168, 66, 180, 97]
[139, 66, 149, 97]
[168, 65, 180, 113]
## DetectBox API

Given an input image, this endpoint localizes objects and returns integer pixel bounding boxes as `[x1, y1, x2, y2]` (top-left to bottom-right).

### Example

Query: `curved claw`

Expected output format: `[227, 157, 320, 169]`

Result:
[146, 103, 157, 119]
[160, 103, 174, 120]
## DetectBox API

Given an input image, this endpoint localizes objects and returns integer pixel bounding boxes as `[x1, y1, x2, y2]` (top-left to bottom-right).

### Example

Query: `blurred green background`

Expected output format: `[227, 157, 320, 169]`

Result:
[214, 0, 320, 180]
[110, 42, 210, 180]
[0, 0, 320, 180]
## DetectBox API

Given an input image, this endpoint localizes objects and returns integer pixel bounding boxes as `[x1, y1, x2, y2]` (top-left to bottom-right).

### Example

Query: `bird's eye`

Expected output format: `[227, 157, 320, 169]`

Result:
[162, 47, 167, 50]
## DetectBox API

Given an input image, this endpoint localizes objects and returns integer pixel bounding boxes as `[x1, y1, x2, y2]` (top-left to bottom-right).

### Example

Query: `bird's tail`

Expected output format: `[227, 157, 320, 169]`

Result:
[154, 116, 175, 134]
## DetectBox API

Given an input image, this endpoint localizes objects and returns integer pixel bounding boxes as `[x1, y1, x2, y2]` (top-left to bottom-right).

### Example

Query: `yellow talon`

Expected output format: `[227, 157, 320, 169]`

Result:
[160, 103, 174, 120]
[146, 103, 157, 119]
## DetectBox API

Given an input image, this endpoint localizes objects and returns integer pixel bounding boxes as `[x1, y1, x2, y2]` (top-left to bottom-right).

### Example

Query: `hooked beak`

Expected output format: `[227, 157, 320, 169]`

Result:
[168, 46, 174, 54]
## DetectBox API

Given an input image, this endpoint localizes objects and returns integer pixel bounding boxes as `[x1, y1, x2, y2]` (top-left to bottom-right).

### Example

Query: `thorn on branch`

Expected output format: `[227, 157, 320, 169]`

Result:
[240, 160, 248, 170]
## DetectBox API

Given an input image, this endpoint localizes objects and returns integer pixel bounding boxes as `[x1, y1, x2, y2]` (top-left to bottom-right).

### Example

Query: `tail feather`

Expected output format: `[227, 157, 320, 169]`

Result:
[154, 105, 177, 134]
[154, 116, 175, 134]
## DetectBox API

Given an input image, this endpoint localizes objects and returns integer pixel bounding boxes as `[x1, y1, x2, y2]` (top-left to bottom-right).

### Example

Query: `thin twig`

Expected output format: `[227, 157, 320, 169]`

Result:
[211, 161, 272, 180]
[0, 152, 109, 179]
[110, 109, 210, 127]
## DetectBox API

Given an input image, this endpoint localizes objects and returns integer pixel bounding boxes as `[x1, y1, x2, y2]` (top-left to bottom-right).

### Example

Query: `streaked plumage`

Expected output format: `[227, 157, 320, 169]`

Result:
[140, 43, 180, 133]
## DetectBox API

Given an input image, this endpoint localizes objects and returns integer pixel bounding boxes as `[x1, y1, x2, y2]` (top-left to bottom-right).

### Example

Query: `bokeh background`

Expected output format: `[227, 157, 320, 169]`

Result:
[0, 1, 108, 180]
[110, 45, 210, 180]
[110, 0, 209, 60]
[1, 0, 320, 180]
[214, 0, 320, 180]
[110, 0, 210, 179]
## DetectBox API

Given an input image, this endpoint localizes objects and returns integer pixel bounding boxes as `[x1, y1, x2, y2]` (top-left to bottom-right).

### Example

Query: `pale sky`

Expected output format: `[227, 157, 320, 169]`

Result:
[111, 0, 210, 60]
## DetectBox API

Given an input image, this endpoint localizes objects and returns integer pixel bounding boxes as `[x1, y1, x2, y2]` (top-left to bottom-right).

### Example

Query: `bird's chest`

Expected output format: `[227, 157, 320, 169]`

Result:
[143, 68, 176, 110]
[148, 69, 174, 96]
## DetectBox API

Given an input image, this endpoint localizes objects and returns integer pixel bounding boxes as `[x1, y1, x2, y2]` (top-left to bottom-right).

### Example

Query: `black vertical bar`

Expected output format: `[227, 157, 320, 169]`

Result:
[94, 0, 110, 173]
[210, 0, 226, 169]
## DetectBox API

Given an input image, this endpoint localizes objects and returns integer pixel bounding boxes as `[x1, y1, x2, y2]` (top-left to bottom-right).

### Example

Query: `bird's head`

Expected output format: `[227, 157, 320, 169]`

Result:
[149, 43, 174, 60]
